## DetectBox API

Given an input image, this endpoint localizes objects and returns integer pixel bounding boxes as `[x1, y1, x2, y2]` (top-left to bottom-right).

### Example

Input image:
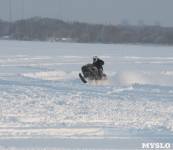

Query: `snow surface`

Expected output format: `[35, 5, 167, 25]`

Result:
[0, 40, 173, 149]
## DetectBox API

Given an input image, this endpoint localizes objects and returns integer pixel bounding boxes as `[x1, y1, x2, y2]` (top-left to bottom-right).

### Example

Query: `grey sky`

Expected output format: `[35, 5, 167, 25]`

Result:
[0, 0, 173, 27]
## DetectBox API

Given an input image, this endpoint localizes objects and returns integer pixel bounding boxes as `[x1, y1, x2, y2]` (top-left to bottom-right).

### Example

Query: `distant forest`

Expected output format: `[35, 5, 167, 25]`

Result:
[0, 17, 173, 44]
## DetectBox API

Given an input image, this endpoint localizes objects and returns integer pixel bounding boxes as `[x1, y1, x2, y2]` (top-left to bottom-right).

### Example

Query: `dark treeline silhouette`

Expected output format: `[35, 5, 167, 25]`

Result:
[0, 17, 173, 44]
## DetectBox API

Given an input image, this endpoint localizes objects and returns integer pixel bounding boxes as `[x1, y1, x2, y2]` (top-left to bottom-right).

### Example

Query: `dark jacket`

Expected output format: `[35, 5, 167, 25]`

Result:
[93, 59, 104, 70]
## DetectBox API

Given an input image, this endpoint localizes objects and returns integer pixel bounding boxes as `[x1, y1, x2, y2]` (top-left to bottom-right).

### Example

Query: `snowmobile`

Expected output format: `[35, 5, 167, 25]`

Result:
[79, 63, 107, 83]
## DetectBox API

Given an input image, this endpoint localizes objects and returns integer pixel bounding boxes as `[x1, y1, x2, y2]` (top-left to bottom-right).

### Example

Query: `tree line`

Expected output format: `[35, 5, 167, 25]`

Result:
[0, 17, 173, 44]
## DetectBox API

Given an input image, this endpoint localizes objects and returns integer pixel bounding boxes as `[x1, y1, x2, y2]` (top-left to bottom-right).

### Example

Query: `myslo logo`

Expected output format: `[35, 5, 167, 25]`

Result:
[142, 143, 171, 149]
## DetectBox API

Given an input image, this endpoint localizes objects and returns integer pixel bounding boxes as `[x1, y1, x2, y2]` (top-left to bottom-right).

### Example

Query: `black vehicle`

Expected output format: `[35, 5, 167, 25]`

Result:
[79, 63, 107, 83]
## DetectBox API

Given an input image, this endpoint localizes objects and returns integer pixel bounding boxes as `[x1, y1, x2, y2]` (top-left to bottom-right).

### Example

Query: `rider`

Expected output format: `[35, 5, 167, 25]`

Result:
[93, 56, 104, 78]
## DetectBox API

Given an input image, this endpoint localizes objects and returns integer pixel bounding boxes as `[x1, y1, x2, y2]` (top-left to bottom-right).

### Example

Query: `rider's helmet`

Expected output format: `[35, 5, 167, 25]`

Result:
[93, 56, 98, 63]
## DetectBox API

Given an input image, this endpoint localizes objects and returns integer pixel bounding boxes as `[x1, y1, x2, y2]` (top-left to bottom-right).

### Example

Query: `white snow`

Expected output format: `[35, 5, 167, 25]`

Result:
[0, 40, 173, 149]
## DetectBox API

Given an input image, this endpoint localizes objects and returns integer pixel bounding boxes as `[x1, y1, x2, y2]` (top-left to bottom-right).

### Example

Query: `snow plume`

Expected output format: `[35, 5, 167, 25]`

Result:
[109, 71, 148, 85]
[109, 70, 173, 86]
[88, 79, 109, 85]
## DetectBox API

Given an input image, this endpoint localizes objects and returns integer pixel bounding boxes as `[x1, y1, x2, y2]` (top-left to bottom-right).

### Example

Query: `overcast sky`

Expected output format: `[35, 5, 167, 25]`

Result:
[0, 0, 173, 27]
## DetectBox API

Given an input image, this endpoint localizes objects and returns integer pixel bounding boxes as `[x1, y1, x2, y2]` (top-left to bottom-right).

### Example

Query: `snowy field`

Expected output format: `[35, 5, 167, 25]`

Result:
[0, 40, 173, 149]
